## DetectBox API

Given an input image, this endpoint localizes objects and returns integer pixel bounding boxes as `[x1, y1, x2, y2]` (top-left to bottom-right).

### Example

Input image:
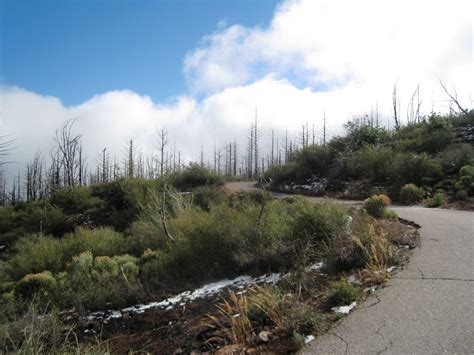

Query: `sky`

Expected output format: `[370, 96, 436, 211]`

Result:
[0, 0, 473, 180]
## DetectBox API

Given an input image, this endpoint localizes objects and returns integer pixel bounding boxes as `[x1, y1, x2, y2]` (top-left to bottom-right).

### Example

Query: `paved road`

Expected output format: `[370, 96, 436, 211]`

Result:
[302, 206, 473, 354]
[225, 183, 474, 354]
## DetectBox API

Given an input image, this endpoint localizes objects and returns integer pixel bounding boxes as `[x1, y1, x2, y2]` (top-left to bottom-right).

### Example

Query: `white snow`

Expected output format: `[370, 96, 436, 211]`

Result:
[386, 266, 397, 273]
[331, 302, 356, 314]
[363, 285, 377, 293]
[308, 262, 324, 272]
[85, 272, 281, 321]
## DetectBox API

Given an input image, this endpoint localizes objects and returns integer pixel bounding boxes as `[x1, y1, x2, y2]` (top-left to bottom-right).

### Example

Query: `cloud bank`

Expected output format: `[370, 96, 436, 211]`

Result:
[1, 0, 472, 180]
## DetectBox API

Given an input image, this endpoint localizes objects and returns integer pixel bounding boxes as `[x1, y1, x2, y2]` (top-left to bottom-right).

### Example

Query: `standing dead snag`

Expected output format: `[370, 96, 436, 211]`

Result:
[392, 84, 401, 131]
[440, 81, 469, 116]
[160, 185, 177, 244]
[53, 118, 83, 187]
[256, 177, 271, 227]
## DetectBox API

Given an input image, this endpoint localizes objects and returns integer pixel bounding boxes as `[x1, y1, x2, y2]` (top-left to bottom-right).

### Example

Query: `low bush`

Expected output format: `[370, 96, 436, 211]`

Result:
[62, 252, 140, 310]
[0, 304, 110, 353]
[428, 192, 446, 207]
[191, 185, 226, 211]
[291, 201, 349, 243]
[363, 194, 391, 218]
[383, 209, 398, 219]
[325, 279, 361, 308]
[14, 271, 58, 307]
[286, 302, 321, 335]
[8, 227, 125, 280]
[125, 219, 168, 256]
[170, 164, 224, 191]
[399, 183, 425, 204]
[327, 214, 394, 272]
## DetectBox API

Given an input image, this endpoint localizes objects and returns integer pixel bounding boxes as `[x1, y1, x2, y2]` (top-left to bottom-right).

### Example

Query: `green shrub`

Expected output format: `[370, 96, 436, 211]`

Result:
[352, 146, 394, 182]
[170, 164, 224, 191]
[428, 192, 446, 207]
[291, 201, 349, 243]
[458, 165, 474, 196]
[64, 227, 125, 258]
[9, 236, 64, 279]
[191, 186, 226, 211]
[8, 227, 125, 280]
[49, 186, 103, 216]
[455, 189, 468, 201]
[399, 183, 425, 204]
[89, 179, 142, 230]
[363, 194, 391, 218]
[383, 209, 398, 219]
[390, 153, 442, 188]
[459, 164, 474, 178]
[436, 144, 474, 175]
[125, 219, 168, 256]
[14, 271, 58, 306]
[62, 252, 140, 310]
[325, 279, 361, 308]
[287, 302, 321, 335]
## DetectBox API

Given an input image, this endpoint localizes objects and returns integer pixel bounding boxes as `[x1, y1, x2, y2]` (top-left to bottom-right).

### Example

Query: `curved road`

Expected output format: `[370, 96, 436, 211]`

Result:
[226, 182, 474, 354]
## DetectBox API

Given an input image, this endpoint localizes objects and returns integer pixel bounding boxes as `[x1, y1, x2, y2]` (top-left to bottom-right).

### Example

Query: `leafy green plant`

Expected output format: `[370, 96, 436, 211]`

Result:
[62, 252, 140, 310]
[325, 279, 361, 308]
[363, 194, 391, 218]
[14, 271, 58, 307]
[399, 183, 425, 204]
[291, 201, 349, 243]
[428, 192, 446, 207]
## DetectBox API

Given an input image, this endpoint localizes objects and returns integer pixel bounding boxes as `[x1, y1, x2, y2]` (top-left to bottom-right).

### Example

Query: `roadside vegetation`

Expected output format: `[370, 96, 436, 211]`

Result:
[0, 163, 418, 352]
[265, 112, 474, 207]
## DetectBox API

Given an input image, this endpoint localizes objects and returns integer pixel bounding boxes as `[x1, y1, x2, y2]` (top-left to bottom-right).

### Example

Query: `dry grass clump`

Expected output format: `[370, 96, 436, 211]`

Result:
[207, 290, 255, 345]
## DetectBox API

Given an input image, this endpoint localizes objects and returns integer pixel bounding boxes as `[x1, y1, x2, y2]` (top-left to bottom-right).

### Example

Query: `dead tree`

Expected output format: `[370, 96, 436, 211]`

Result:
[53, 118, 82, 188]
[323, 112, 327, 146]
[254, 108, 259, 178]
[156, 128, 168, 176]
[440, 81, 469, 116]
[247, 122, 254, 179]
[26, 151, 44, 201]
[127, 139, 135, 178]
[392, 84, 401, 131]
[407, 84, 422, 125]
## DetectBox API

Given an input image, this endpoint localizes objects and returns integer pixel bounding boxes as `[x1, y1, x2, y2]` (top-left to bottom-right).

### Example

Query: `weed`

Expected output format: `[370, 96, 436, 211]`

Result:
[363, 194, 391, 218]
[325, 279, 361, 308]
[207, 290, 255, 345]
[400, 183, 425, 204]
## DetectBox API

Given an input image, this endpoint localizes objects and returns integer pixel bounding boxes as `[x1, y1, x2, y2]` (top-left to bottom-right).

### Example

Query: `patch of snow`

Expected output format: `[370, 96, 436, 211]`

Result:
[0, 245, 5, 250]
[386, 266, 397, 273]
[86, 272, 281, 322]
[304, 335, 316, 344]
[331, 302, 356, 314]
[308, 262, 324, 272]
[363, 285, 377, 293]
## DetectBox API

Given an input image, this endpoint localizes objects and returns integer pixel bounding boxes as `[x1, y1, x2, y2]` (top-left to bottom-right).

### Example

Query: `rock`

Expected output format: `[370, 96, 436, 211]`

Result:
[259, 330, 273, 342]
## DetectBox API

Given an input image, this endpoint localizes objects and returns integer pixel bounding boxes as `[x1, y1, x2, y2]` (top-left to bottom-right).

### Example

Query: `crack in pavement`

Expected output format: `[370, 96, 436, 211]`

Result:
[360, 293, 381, 310]
[416, 265, 425, 278]
[331, 331, 349, 354]
[395, 276, 474, 282]
[374, 319, 391, 355]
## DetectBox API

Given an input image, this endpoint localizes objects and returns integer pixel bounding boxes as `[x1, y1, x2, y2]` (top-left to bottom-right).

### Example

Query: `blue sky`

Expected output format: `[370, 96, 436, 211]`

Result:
[1, 0, 279, 105]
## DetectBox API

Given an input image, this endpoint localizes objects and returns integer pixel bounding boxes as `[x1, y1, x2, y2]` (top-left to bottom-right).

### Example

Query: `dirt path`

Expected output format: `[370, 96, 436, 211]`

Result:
[226, 183, 474, 354]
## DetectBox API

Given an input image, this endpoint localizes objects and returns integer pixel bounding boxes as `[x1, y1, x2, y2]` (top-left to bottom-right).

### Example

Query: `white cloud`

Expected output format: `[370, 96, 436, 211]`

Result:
[184, 0, 473, 96]
[1, 0, 473, 184]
